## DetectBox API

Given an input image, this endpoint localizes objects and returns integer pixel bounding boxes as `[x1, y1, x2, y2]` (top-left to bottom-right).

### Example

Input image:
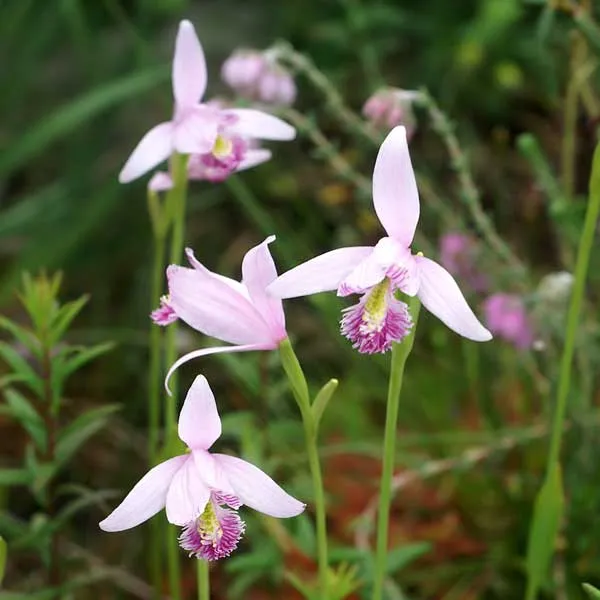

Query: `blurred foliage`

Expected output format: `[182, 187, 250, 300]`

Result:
[1, 0, 600, 599]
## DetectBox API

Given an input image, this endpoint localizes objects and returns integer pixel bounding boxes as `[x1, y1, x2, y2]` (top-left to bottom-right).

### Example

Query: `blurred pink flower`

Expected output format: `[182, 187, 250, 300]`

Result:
[119, 21, 295, 184]
[100, 376, 304, 560]
[268, 126, 491, 354]
[153, 236, 287, 385]
[483, 293, 533, 350]
[221, 49, 296, 106]
[439, 232, 488, 292]
[362, 88, 419, 135]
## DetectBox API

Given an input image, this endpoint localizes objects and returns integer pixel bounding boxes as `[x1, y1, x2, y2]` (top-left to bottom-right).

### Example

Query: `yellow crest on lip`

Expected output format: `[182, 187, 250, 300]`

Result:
[212, 135, 233, 158]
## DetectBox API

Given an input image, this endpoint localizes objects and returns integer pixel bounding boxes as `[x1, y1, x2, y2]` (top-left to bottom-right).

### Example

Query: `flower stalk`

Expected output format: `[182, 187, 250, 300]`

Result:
[278, 338, 329, 600]
[371, 298, 420, 600]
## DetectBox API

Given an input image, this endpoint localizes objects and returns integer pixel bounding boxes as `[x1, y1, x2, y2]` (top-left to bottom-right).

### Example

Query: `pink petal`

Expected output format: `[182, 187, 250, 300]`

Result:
[416, 256, 492, 342]
[178, 375, 222, 451]
[119, 122, 174, 183]
[213, 454, 305, 518]
[172, 20, 207, 107]
[267, 247, 373, 299]
[241, 236, 286, 339]
[148, 171, 174, 192]
[165, 343, 273, 394]
[193, 450, 236, 495]
[236, 148, 272, 172]
[225, 109, 296, 141]
[167, 264, 271, 345]
[172, 106, 219, 155]
[372, 126, 420, 245]
[165, 456, 211, 526]
[99, 455, 187, 532]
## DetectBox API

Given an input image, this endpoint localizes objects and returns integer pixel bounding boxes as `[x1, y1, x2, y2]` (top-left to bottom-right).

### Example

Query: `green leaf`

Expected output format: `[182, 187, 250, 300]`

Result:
[48, 295, 88, 345]
[0, 469, 33, 486]
[311, 378, 338, 429]
[58, 341, 115, 379]
[55, 404, 118, 466]
[583, 584, 600, 599]
[0, 317, 38, 356]
[384, 541, 431, 574]
[525, 464, 564, 599]
[0, 67, 168, 176]
[0, 536, 6, 585]
[0, 342, 43, 398]
[3, 389, 46, 451]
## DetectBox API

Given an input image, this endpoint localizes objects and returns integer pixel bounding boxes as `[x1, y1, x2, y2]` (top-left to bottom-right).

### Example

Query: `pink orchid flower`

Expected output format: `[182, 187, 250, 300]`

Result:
[99, 375, 304, 560]
[152, 236, 287, 385]
[268, 126, 492, 353]
[119, 20, 295, 184]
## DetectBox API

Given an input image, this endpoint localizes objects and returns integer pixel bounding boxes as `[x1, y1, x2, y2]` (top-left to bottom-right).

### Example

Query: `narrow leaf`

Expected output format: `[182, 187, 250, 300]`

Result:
[0, 342, 43, 398]
[3, 389, 46, 451]
[0, 536, 6, 585]
[525, 464, 564, 599]
[49, 295, 89, 345]
[311, 378, 338, 429]
[583, 584, 600, 599]
[0, 317, 38, 356]
[0, 469, 33, 486]
[60, 342, 115, 378]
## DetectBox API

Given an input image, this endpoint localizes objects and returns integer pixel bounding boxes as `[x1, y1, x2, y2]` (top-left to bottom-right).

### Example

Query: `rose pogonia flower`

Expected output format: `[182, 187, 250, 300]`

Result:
[99, 375, 304, 560]
[153, 236, 287, 384]
[119, 20, 295, 184]
[483, 293, 533, 350]
[268, 126, 492, 353]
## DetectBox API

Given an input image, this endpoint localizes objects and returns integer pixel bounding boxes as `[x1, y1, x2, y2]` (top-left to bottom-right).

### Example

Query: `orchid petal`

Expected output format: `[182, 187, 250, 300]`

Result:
[172, 20, 207, 107]
[165, 343, 272, 394]
[119, 122, 173, 183]
[267, 247, 373, 299]
[167, 264, 271, 345]
[213, 454, 305, 518]
[172, 106, 219, 155]
[165, 456, 210, 526]
[185, 248, 250, 299]
[416, 256, 492, 342]
[178, 375, 221, 451]
[225, 109, 296, 141]
[148, 171, 174, 192]
[193, 450, 236, 495]
[372, 126, 420, 245]
[237, 148, 272, 172]
[242, 236, 286, 338]
[338, 250, 388, 296]
[99, 455, 187, 532]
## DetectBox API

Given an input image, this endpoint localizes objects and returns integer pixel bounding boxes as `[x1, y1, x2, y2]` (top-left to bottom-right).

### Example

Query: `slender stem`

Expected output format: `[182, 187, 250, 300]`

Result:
[197, 560, 210, 600]
[163, 153, 189, 600]
[545, 144, 600, 471]
[372, 299, 420, 600]
[525, 143, 600, 600]
[278, 338, 328, 600]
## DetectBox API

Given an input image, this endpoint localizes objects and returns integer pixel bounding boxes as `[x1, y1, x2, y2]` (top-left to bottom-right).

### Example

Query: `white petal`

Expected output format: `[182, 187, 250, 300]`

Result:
[172, 106, 219, 155]
[236, 148, 272, 172]
[241, 236, 286, 339]
[178, 376, 221, 451]
[172, 20, 207, 107]
[165, 456, 211, 526]
[225, 109, 296, 141]
[267, 247, 373, 299]
[214, 454, 305, 518]
[416, 256, 492, 341]
[372, 126, 420, 245]
[99, 455, 186, 532]
[119, 122, 173, 183]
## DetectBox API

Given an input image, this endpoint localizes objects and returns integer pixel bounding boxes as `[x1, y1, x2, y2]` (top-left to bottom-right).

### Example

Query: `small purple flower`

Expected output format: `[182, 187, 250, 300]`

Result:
[221, 48, 296, 107]
[362, 88, 419, 135]
[439, 232, 487, 293]
[99, 376, 304, 560]
[483, 293, 533, 350]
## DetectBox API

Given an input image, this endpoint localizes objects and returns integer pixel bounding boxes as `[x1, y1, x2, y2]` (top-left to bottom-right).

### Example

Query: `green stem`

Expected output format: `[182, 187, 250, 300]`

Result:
[372, 299, 420, 600]
[278, 338, 328, 600]
[197, 560, 210, 600]
[525, 142, 600, 600]
[163, 153, 189, 600]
